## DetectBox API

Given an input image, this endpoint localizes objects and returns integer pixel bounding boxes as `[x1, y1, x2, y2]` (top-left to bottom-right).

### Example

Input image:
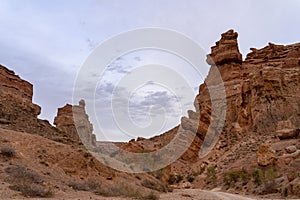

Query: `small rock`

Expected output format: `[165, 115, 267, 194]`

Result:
[285, 145, 297, 154]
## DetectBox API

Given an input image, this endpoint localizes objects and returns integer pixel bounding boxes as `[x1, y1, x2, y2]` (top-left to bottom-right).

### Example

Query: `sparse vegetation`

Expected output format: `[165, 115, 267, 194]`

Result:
[141, 179, 167, 192]
[186, 174, 195, 183]
[140, 149, 151, 153]
[264, 168, 277, 182]
[176, 175, 183, 183]
[200, 166, 205, 174]
[252, 167, 279, 193]
[223, 170, 249, 188]
[252, 168, 264, 186]
[144, 192, 159, 200]
[68, 181, 90, 191]
[14, 182, 53, 197]
[151, 168, 165, 180]
[69, 178, 160, 199]
[167, 174, 183, 185]
[0, 145, 16, 157]
[5, 165, 53, 197]
[206, 166, 217, 185]
[167, 174, 176, 184]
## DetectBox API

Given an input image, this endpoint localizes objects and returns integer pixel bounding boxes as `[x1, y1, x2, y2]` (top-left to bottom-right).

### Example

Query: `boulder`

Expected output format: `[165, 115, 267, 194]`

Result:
[285, 146, 297, 154]
[257, 143, 277, 166]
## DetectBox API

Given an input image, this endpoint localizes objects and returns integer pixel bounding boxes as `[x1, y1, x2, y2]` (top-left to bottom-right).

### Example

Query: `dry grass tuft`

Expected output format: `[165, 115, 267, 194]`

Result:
[0, 145, 16, 157]
[5, 165, 53, 197]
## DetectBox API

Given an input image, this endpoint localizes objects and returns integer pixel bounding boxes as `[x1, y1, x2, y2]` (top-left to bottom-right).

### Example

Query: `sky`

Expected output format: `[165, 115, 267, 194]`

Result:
[0, 0, 299, 141]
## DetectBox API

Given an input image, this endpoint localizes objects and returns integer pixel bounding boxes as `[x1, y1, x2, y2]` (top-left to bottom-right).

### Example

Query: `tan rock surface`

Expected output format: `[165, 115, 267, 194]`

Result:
[257, 143, 277, 166]
[54, 100, 96, 147]
[0, 65, 73, 144]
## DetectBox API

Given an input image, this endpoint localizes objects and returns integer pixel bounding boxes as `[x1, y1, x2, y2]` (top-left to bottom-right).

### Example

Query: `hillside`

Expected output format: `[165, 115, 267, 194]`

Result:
[0, 64, 165, 199]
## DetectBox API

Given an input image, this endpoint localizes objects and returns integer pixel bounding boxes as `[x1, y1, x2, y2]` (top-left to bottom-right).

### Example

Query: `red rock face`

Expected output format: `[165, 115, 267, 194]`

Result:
[0, 65, 40, 118]
[119, 30, 300, 192]
[54, 100, 96, 147]
[0, 65, 73, 144]
[206, 29, 243, 66]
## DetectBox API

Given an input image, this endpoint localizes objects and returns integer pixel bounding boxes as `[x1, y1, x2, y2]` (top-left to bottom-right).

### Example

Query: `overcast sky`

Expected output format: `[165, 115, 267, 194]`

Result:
[0, 0, 299, 141]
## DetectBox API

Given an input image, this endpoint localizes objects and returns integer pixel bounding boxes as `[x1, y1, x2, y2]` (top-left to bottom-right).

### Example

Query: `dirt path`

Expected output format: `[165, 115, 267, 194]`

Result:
[160, 189, 256, 200]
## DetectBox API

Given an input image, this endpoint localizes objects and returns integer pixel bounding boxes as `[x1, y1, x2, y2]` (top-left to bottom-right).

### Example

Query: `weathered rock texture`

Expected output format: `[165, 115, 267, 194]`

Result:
[206, 29, 243, 66]
[0, 65, 73, 143]
[257, 143, 277, 166]
[120, 30, 300, 197]
[54, 100, 96, 147]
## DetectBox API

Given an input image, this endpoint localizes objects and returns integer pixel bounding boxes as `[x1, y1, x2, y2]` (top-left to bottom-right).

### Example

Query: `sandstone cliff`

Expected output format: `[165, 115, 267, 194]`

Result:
[0, 65, 74, 143]
[0, 65, 97, 146]
[120, 30, 300, 197]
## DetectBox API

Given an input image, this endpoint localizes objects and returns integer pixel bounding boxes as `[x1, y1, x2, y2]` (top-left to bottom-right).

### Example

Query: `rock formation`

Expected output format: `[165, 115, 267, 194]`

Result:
[206, 29, 243, 66]
[54, 100, 96, 147]
[0, 64, 73, 143]
[119, 30, 300, 196]
[257, 143, 277, 166]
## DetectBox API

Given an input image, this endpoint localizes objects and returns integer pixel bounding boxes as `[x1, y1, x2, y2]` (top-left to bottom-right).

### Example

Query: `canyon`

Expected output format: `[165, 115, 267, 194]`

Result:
[0, 30, 299, 199]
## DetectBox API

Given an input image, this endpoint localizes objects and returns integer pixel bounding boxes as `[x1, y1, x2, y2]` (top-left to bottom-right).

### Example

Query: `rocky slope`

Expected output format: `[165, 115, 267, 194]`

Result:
[0, 64, 164, 199]
[119, 30, 300, 198]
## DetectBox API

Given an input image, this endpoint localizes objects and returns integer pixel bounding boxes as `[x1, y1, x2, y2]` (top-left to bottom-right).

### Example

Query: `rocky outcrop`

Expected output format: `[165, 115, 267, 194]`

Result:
[0, 65, 40, 120]
[0, 64, 73, 143]
[54, 100, 96, 147]
[257, 143, 277, 166]
[119, 30, 300, 196]
[276, 120, 300, 139]
[206, 29, 243, 66]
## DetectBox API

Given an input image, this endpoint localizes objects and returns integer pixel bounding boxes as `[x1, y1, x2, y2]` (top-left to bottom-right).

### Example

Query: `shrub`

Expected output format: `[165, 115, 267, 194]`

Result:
[206, 166, 217, 185]
[167, 174, 183, 185]
[264, 168, 277, 182]
[167, 174, 176, 184]
[176, 175, 183, 183]
[144, 192, 159, 200]
[94, 182, 142, 198]
[68, 181, 90, 191]
[199, 167, 205, 175]
[5, 165, 42, 184]
[151, 168, 165, 180]
[252, 168, 277, 187]
[223, 171, 249, 188]
[252, 168, 263, 186]
[0, 146, 16, 157]
[12, 182, 53, 197]
[186, 174, 195, 183]
[5, 165, 53, 197]
[141, 179, 167, 192]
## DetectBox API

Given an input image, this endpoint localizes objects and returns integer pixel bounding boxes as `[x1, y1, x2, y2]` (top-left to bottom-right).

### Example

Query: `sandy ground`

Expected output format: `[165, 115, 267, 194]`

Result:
[160, 189, 256, 200]
[160, 189, 300, 200]
[2, 188, 293, 200]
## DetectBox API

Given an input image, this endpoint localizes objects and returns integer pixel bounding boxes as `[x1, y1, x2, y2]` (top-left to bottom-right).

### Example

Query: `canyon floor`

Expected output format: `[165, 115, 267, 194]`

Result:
[0, 187, 290, 200]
